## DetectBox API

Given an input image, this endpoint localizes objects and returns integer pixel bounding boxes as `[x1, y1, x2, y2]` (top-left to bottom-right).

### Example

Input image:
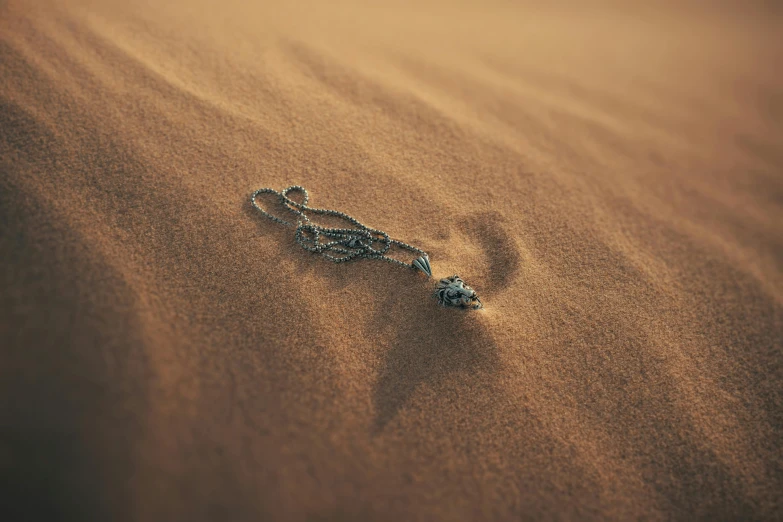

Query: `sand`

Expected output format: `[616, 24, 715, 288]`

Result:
[2, 0, 782, 520]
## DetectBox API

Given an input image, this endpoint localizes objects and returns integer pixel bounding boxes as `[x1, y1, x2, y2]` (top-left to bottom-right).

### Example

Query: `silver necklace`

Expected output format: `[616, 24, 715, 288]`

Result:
[251, 185, 482, 310]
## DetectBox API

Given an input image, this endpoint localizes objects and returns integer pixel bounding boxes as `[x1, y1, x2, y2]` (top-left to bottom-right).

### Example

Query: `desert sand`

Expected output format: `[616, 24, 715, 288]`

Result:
[2, 0, 782, 520]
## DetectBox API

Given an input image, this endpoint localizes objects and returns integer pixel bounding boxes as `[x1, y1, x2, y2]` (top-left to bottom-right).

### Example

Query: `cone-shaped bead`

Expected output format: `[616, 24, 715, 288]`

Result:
[412, 255, 432, 277]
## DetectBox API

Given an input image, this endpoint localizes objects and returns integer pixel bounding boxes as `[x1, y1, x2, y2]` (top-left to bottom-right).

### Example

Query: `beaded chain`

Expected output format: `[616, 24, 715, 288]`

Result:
[250, 185, 430, 273]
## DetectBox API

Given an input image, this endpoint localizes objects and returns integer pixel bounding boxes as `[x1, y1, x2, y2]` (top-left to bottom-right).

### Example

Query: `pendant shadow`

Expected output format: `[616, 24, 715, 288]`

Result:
[371, 282, 499, 433]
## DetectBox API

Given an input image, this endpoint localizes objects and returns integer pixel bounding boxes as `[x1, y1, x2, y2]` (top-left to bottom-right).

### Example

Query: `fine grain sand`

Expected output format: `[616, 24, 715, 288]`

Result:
[2, 0, 782, 520]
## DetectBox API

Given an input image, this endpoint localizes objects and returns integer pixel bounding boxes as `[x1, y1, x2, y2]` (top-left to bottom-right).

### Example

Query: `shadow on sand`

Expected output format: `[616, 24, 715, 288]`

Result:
[370, 284, 499, 433]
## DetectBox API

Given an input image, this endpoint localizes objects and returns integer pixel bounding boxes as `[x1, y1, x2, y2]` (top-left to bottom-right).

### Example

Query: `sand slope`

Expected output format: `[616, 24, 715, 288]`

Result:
[2, 0, 782, 520]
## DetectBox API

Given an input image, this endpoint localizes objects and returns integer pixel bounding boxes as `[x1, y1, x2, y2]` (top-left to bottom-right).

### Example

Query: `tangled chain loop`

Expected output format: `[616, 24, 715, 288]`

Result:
[251, 186, 428, 268]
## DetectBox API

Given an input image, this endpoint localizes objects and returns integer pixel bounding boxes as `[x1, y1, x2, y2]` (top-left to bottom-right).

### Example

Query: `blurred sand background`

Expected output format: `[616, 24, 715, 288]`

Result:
[2, 0, 782, 520]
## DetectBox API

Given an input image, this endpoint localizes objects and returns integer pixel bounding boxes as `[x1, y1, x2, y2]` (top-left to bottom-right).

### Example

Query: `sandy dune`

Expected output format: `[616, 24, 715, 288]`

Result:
[2, 0, 782, 520]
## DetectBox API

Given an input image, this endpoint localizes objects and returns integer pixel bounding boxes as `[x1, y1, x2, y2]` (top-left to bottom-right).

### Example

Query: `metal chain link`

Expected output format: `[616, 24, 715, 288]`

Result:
[251, 185, 429, 272]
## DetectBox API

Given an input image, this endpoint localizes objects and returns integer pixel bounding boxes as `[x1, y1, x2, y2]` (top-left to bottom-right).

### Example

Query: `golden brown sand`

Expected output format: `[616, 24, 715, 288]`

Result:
[2, 0, 782, 520]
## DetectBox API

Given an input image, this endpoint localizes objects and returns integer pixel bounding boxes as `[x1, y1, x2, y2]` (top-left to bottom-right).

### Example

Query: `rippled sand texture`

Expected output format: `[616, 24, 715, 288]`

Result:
[2, 0, 782, 520]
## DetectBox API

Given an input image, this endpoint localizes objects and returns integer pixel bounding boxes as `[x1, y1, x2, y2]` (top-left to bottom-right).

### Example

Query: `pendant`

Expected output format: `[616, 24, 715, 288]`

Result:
[413, 256, 483, 310]
[252, 187, 483, 310]
[435, 275, 483, 309]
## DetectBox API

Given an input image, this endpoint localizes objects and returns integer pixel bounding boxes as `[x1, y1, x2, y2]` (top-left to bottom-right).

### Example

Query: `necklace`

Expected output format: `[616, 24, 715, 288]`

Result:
[251, 185, 483, 310]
